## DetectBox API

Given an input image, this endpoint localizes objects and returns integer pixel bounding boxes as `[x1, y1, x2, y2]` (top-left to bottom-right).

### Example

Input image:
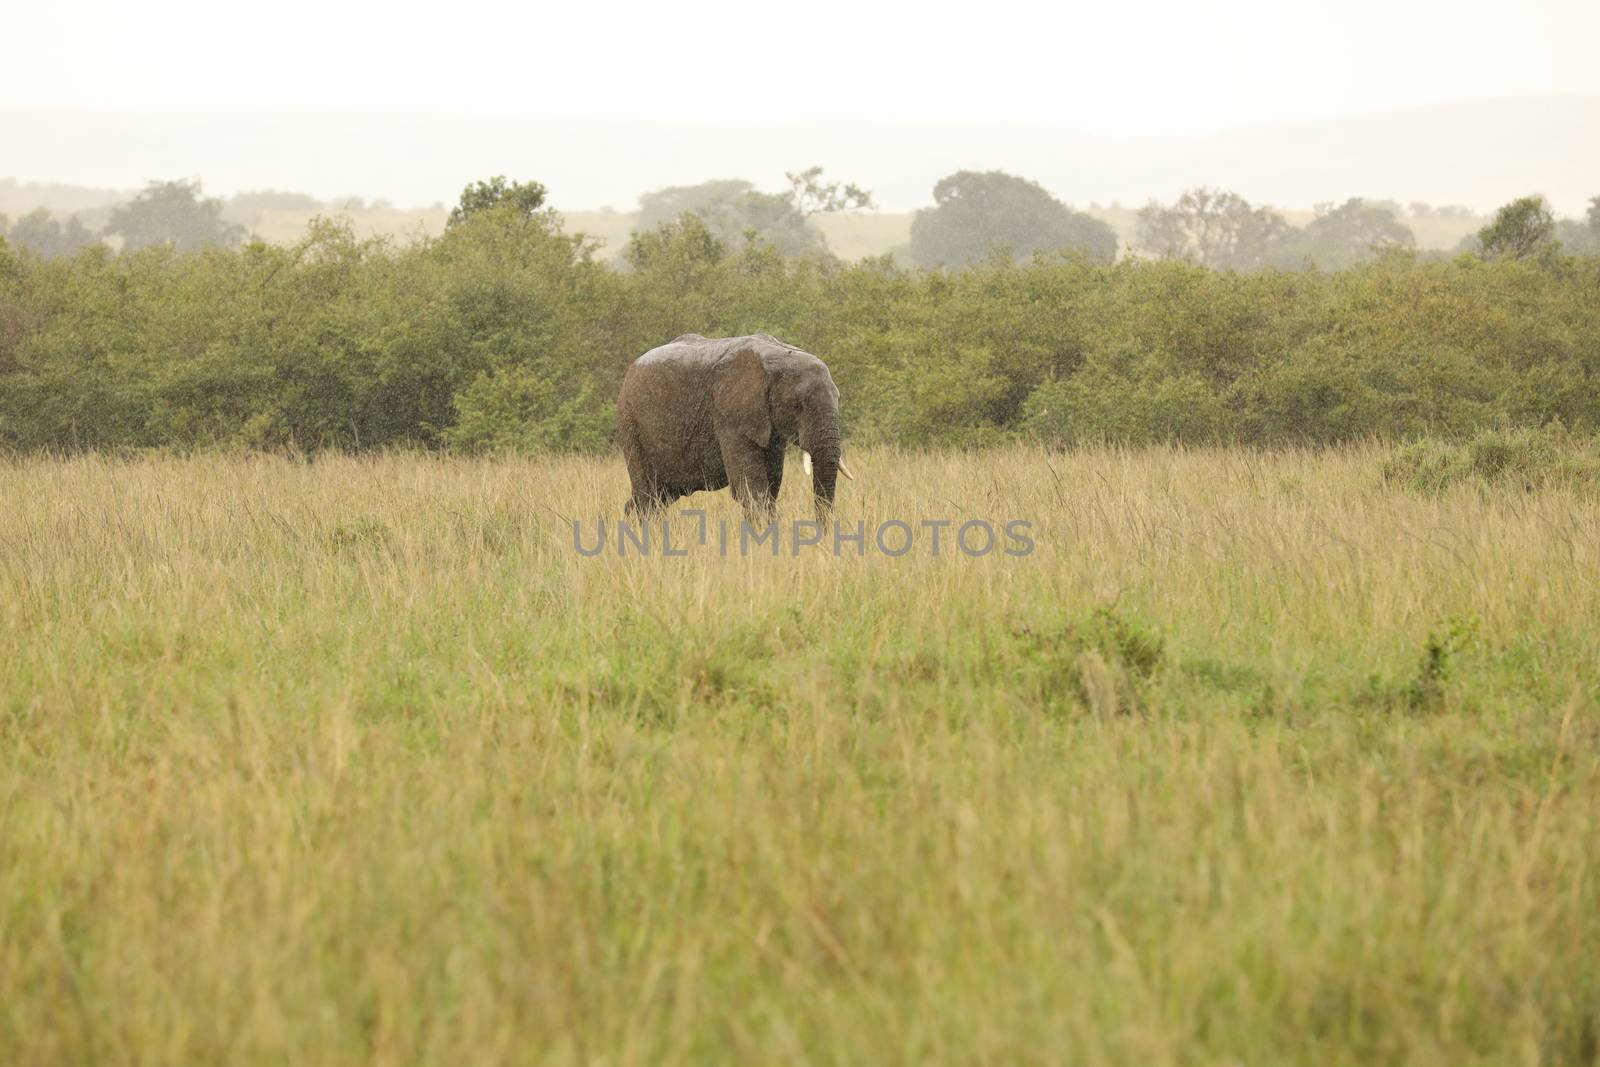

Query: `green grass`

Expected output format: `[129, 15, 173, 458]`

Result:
[1382, 426, 1600, 495]
[2, 445, 1598, 1064]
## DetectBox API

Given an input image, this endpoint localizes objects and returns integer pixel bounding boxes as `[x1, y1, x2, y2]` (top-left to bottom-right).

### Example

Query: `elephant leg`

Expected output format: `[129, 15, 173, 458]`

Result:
[620, 424, 665, 516]
[624, 489, 668, 518]
[720, 436, 772, 525]
[764, 442, 785, 506]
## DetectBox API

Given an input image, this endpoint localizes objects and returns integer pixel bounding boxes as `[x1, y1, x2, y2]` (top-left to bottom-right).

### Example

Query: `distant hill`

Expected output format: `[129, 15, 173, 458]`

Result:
[0, 177, 129, 230]
[1, 95, 1595, 220]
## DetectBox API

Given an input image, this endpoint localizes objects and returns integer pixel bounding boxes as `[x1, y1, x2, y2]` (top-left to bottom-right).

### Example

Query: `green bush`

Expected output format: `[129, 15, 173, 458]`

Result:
[1381, 426, 1600, 494]
[2, 208, 1599, 455]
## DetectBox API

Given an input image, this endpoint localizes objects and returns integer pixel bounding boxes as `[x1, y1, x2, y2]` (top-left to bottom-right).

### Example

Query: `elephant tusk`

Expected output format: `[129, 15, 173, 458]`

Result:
[802, 450, 855, 481]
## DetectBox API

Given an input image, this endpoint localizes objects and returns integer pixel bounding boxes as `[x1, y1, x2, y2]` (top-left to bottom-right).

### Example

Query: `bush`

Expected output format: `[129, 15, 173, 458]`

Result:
[446, 369, 613, 453]
[1, 208, 1599, 455]
[1381, 426, 1600, 494]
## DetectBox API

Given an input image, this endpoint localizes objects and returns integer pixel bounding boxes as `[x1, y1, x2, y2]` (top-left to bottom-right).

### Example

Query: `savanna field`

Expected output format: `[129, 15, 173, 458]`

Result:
[3, 442, 1598, 1064]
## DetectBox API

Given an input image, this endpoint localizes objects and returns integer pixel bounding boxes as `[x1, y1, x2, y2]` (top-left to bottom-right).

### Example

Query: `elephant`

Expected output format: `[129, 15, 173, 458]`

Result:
[616, 333, 854, 521]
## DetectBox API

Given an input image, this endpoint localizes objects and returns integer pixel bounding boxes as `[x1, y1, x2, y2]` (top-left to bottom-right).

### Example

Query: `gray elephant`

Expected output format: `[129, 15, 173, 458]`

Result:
[616, 333, 853, 520]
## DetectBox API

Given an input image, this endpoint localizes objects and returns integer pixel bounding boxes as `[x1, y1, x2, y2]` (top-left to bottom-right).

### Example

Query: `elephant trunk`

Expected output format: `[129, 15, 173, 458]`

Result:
[801, 420, 842, 517]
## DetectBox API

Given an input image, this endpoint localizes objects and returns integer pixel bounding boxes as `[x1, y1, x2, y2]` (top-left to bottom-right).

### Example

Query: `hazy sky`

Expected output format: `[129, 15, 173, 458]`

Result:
[7, 0, 1599, 136]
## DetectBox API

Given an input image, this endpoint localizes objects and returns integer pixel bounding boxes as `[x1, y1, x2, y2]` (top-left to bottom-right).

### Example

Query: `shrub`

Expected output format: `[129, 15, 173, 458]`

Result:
[1381, 426, 1600, 494]
[1, 210, 1598, 455]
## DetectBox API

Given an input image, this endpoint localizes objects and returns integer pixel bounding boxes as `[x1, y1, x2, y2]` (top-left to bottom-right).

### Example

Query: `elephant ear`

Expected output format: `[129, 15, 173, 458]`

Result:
[712, 345, 772, 448]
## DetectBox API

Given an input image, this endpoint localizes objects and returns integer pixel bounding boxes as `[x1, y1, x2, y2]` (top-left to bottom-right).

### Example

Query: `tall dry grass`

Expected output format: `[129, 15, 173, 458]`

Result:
[1, 445, 1597, 1064]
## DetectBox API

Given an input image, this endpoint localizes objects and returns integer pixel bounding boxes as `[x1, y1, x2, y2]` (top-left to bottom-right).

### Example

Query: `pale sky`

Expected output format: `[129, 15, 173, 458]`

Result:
[5, 0, 1598, 137]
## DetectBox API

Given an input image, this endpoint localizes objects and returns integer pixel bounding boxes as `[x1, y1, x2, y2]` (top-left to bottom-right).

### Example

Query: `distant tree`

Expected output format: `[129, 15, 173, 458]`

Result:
[1555, 219, 1598, 255]
[1136, 187, 1291, 269]
[783, 166, 874, 217]
[1476, 196, 1556, 260]
[636, 179, 756, 234]
[6, 209, 100, 258]
[910, 170, 1117, 268]
[1282, 198, 1415, 269]
[624, 212, 727, 272]
[1551, 195, 1600, 255]
[727, 191, 829, 257]
[1407, 202, 1435, 218]
[633, 167, 868, 258]
[447, 176, 549, 227]
[103, 180, 244, 252]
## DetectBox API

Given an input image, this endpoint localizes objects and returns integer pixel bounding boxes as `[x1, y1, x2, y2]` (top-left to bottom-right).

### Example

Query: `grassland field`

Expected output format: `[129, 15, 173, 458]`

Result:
[2, 444, 1598, 1064]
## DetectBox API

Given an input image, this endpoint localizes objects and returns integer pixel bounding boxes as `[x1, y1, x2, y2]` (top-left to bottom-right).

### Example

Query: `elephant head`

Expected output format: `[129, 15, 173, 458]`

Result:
[738, 342, 855, 513]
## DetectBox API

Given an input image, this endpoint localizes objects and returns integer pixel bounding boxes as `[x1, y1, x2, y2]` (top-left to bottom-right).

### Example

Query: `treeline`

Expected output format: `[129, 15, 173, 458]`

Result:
[9, 170, 1591, 270]
[0, 181, 454, 262]
[1, 177, 1598, 454]
[0, 180, 248, 259]
[1134, 188, 1600, 269]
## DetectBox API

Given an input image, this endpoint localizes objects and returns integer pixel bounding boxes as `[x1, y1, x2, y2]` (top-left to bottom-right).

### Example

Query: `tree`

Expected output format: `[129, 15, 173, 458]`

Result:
[447, 176, 549, 227]
[1555, 219, 1599, 255]
[1476, 196, 1556, 260]
[784, 166, 874, 217]
[1283, 198, 1415, 269]
[624, 212, 727, 272]
[103, 180, 245, 252]
[723, 190, 828, 257]
[909, 170, 1117, 268]
[1552, 196, 1600, 255]
[5, 209, 100, 259]
[636, 179, 758, 234]
[632, 167, 869, 258]
[1135, 187, 1291, 269]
